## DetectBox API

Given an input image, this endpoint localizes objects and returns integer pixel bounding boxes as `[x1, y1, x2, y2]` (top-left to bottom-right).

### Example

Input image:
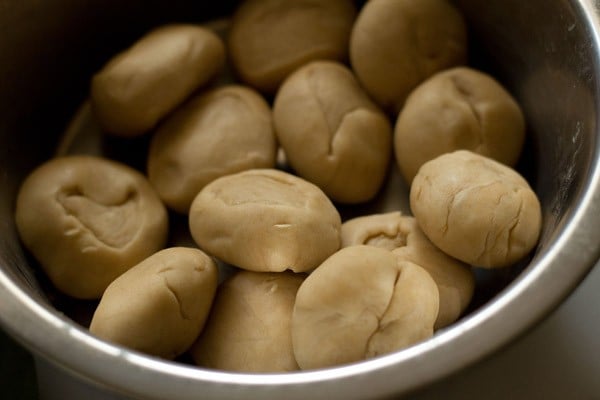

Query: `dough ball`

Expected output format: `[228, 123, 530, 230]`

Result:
[273, 61, 392, 203]
[15, 156, 168, 299]
[292, 245, 439, 370]
[228, 0, 357, 93]
[350, 0, 467, 114]
[91, 24, 225, 136]
[189, 169, 341, 273]
[89, 247, 218, 359]
[410, 150, 542, 268]
[341, 212, 474, 329]
[148, 85, 277, 214]
[191, 270, 305, 372]
[395, 67, 526, 183]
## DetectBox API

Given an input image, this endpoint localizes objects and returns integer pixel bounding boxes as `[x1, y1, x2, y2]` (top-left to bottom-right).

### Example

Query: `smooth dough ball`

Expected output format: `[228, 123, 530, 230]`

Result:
[89, 247, 218, 359]
[350, 0, 467, 114]
[191, 270, 305, 372]
[410, 150, 542, 268]
[228, 0, 357, 93]
[189, 169, 341, 273]
[341, 212, 474, 329]
[292, 245, 439, 370]
[273, 61, 392, 203]
[15, 156, 169, 299]
[395, 67, 526, 183]
[91, 24, 225, 136]
[148, 85, 277, 214]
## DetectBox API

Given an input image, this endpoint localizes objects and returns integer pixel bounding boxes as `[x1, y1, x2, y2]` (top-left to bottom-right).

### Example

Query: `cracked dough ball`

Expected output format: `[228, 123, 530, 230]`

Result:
[394, 67, 526, 183]
[91, 24, 225, 136]
[273, 61, 392, 203]
[350, 0, 467, 114]
[410, 150, 542, 268]
[15, 156, 168, 299]
[148, 85, 277, 214]
[228, 0, 357, 93]
[341, 212, 474, 329]
[189, 169, 341, 273]
[191, 270, 305, 372]
[292, 245, 439, 370]
[89, 247, 218, 359]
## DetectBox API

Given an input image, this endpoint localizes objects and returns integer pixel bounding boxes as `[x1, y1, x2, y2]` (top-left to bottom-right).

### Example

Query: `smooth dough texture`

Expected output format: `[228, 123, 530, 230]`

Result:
[15, 156, 168, 299]
[89, 247, 218, 359]
[228, 0, 357, 93]
[410, 150, 542, 268]
[350, 0, 467, 114]
[341, 212, 474, 329]
[292, 245, 439, 370]
[189, 169, 341, 273]
[395, 67, 526, 183]
[91, 24, 225, 136]
[273, 61, 392, 203]
[148, 85, 277, 214]
[191, 270, 305, 372]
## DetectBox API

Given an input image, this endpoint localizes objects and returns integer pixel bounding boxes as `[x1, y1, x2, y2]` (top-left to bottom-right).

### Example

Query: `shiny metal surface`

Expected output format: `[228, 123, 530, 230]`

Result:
[1, 0, 600, 399]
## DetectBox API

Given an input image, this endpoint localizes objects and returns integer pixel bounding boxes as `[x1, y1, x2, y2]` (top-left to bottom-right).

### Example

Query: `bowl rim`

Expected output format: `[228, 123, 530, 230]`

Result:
[2, 0, 600, 398]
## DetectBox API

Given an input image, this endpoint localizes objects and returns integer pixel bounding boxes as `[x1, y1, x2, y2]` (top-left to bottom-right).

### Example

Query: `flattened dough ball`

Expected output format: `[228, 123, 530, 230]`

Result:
[292, 245, 439, 370]
[341, 212, 474, 329]
[148, 85, 277, 214]
[350, 0, 467, 114]
[228, 0, 357, 93]
[273, 61, 392, 203]
[90, 247, 218, 359]
[395, 67, 526, 183]
[15, 156, 168, 299]
[91, 24, 225, 136]
[410, 150, 542, 268]
[191, 270, 305, 372]
[189, 169, 341, 273]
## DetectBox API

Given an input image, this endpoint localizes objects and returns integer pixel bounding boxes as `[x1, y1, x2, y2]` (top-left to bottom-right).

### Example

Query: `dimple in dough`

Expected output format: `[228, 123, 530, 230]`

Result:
[292, 245, 439, 370]
[15, 155, 169, 299]
[148, 84, 277, 214]
[410, 150, 542, 268]
[89, 247, 218, 359]
[189, 168, 341, 273]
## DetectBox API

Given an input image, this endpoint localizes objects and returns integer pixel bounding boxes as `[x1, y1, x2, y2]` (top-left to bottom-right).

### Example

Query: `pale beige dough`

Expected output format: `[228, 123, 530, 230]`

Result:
[147, 85, 277, 214]
[341, 212, 474, 329]
[273, 61, 392, 204]
[191, 270, 305, 372]
[350, 0, 467, 114]
[15, 156, 168, 299]
[91, 24, 225, 136]
[292, 245, 439, 370]
[395, 67, 526, 183]
[89, 247, 218, 359]
[228, 0, 357, 93]
[410, 150, 542, 268]
[189, 169, 341, 273]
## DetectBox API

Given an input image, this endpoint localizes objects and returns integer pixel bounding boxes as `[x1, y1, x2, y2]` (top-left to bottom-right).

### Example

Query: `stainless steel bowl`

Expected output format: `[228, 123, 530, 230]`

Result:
[1, 1, 600, 399]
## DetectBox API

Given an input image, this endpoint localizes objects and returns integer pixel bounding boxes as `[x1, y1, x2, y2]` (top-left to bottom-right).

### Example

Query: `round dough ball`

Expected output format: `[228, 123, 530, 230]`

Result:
[189, 169, 341, 273]
[191, 270, 305, 372]
[341, 212, 474, 329]
[228, 0, 357, 93]
[91, 24, 225, 136]
[15, 156, 169, 299]
[148, 85, 277, 214]
[273, 61, 392, 204]
[395, 67, 526, 183]
[292, 245, 439, 370]
[350, 0, 467, 114]
[89, 247, 218, 359]
[410, 150, 542, 268]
